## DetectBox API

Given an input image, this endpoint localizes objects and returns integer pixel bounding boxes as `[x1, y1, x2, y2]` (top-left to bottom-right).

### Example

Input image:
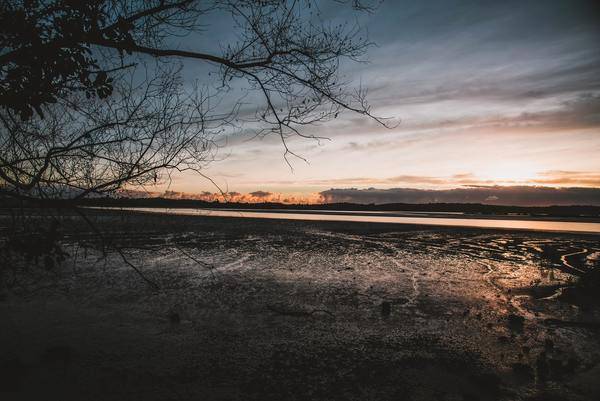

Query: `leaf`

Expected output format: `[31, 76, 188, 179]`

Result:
[94, 71, 107, 86]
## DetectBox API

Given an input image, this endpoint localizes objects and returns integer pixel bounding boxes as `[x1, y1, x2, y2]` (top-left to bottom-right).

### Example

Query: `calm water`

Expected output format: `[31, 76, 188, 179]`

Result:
[95, 207, 600, 234]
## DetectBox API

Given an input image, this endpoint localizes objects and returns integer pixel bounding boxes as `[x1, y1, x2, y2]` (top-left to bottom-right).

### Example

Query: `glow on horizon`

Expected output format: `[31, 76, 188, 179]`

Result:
[138, 0, 600, 203]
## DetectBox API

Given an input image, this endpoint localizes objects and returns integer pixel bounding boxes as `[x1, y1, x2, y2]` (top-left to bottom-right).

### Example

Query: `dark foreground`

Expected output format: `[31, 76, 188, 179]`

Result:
[1, 211, 600, 401]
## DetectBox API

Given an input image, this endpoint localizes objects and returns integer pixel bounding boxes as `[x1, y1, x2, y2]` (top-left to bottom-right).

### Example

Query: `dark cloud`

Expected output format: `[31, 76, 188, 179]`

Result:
[249, 190, 272, 198]
[320, 186, 600, 206]
[367, 0, 600, 46]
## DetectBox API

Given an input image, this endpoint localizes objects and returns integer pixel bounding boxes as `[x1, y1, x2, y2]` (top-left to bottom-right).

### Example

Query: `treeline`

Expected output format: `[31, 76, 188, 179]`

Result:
[2, 196, 599, 218]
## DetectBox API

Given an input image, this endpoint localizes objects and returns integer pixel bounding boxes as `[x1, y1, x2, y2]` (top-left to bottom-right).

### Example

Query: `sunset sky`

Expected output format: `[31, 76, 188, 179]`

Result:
[155, 0, 600, 204]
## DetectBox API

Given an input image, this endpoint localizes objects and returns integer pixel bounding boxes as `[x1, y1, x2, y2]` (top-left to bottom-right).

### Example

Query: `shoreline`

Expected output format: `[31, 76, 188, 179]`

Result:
[85, 206, 600, 235]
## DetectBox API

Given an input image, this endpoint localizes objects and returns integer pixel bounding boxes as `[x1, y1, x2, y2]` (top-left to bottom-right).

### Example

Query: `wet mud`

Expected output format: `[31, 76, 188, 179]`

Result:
[1, 212, 599, 400]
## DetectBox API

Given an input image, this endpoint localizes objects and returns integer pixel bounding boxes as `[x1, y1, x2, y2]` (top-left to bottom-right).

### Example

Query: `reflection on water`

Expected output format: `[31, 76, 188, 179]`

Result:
[95, 207, 600, 234]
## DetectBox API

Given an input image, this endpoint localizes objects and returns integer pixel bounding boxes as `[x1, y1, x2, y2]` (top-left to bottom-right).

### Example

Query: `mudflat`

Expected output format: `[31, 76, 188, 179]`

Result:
[1, 211, 599, 401]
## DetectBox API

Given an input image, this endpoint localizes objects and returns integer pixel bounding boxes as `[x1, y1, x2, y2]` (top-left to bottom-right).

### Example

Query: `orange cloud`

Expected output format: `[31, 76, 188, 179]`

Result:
[532, 171, 600, 187]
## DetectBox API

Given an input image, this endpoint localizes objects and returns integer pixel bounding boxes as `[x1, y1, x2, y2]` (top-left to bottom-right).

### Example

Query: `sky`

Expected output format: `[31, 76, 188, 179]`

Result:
[152, 0, 600, 205]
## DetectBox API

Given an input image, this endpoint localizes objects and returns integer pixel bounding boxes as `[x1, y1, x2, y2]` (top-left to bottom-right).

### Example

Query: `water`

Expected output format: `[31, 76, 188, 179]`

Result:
[93, 207, 600, 234]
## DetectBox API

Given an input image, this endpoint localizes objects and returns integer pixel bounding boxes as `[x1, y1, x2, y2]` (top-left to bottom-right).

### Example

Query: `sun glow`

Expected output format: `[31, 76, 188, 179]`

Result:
[478, 163, 542, 185]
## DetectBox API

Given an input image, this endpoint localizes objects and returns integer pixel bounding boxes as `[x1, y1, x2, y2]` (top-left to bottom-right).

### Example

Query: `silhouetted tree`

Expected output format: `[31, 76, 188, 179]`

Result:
[0, 0, 389, 288]
[0, 65, 226, 199]
[1, 0, 388, 200]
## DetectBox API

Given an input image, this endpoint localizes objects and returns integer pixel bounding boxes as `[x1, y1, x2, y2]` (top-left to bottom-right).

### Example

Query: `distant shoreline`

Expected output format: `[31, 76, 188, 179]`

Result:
[83, 205, 600, 224]
[81, 207, 600, 235]
[3, 196, 598, 220]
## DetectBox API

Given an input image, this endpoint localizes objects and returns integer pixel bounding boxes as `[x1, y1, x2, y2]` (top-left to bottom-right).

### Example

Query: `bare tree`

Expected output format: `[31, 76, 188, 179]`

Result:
[1, 0, 389, 199]
[0, 65, 228, 200]
[0, 0, 389, 288]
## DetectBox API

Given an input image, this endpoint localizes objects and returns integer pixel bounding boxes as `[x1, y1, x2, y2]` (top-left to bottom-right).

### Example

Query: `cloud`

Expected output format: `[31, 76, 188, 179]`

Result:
[326, 91, 600, 144]
[319, 186, 600, 206]
[533, 171, 600, 187]
[138, 1, 600, 197]
[250, 170, 600, 189]
[123, 179, 600, 206]
[249, 190, 272, 198]
[305, 175, 448, 186]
